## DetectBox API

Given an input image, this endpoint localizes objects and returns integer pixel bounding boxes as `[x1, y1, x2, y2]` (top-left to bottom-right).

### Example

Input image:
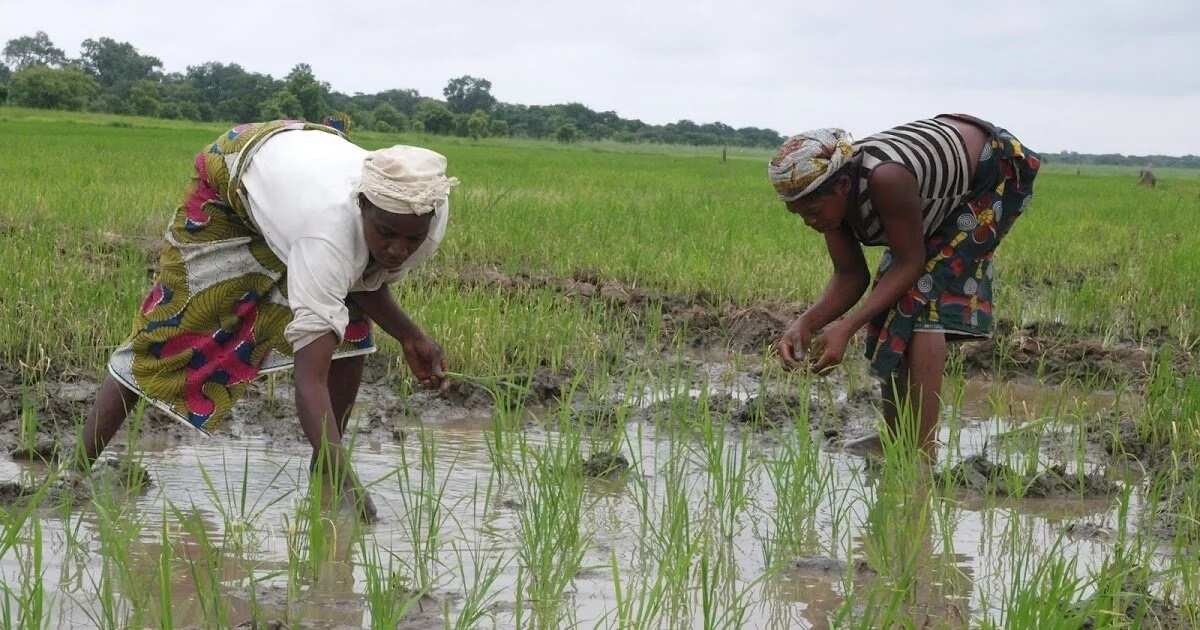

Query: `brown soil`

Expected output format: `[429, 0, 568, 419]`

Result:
[581, 452, 629, 478]
[1063, 521, 1114, 542]
[1087, 415, 1161, 463]
[937, 454, 1118, 499]
[452, 266, 1172, 383]
[1079, 575, 1191, 630]
[8, 437, 59, 462]
[960, 325, 1156, 385]
[0, 481, 34, 503]
[791, 555, 876, 578]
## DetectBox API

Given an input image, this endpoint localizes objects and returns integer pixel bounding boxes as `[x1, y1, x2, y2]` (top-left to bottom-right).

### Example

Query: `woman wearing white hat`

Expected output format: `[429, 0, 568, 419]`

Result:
[79, 120, 458, 520]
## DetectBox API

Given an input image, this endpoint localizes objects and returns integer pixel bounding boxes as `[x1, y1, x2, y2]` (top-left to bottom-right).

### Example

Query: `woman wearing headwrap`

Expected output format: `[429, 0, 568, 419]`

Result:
[769, 115, 1040, 454]
[79, 120, 458, 519]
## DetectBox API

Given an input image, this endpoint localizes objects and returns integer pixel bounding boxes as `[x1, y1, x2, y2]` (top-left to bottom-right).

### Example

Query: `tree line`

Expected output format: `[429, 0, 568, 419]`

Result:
[1048, 150, 1200, 170]
[0, 31, 785, 147]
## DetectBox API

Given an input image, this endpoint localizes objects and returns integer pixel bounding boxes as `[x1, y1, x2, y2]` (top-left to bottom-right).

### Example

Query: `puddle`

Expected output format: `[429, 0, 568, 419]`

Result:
[0, 352, 1174, 628]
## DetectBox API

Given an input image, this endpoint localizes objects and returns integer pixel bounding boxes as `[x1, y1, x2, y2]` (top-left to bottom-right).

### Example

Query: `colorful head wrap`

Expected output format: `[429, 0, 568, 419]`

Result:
[767, 128, 855, 201]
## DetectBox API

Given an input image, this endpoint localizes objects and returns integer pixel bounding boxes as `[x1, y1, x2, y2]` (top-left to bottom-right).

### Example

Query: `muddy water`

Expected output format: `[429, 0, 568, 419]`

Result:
[0, 359, 1154, 629]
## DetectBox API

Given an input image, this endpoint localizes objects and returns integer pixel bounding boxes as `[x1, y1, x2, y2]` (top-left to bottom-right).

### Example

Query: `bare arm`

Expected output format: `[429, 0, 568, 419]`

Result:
[350, 284, 422, 342]
[294, 332, 341, 450]
[808, 164, 927, 372]
[294, 331, 377, 520]
[839, 163, 926, 333]
[802, 224, 871, 330]
[350, 284, 448, 390]
[778, 224, 870, 368]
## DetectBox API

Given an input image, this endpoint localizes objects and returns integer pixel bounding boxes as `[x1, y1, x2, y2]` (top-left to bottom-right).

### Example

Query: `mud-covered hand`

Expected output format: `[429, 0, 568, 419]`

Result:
[777, 316, 817, 370]
[401, 333, 449, 391]
[810, 320, 855, 373]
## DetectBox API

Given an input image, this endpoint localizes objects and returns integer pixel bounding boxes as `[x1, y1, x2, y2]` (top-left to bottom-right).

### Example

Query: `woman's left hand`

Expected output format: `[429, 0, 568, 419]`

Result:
[810, 320, 856, 373]
[401, 333, 449, 391]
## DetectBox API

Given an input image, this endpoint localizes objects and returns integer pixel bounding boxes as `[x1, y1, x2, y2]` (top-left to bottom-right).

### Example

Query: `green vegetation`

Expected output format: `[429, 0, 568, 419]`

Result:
[0, 31, 785, 147]
[0, 108, 1198, 627]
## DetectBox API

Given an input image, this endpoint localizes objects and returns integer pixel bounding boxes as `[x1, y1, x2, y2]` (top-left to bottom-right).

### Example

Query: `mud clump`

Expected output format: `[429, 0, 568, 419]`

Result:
[937, 454, 1117, 498]
[91, 457, 153, 492]
[1064, 521, 1114, 542]
[636, 394, 739, 424]
[0, 481, 35, 503]
[1089, 416, 1162, 464]
[0, 377, 98, 435]
[582, 452, 629, 479]
[791, 555, 876, 578]
[440, 366, 572, 409]
[960, 325, 1157, 384]
[1078, 574, 1190, 630]
[637, 391, 811, 429]
[439, 379, 495, 408]
[8, 437, 60, 462]
[732, 392, 808, 426]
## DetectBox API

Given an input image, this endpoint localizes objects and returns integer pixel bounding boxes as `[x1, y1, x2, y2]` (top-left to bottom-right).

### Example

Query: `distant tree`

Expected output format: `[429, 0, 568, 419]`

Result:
[452, 113, 471, 137]
[3, 31, 67, 70]
[443, 75, 495, 114]
[128, 79, 161, 116]
[374, 120, 396, 133]
[467, 110, 489, 140]
[374, 88, 421, 115]
[159, 101, 181, 119]
[175, 101, 200, 120]
[186, 62, 278, 122]
[78, 37, 162, 88]
[489, 118, 510, 137]
[415, 100, 455, 134]
[555, 123, 578, 144]
[285, 63, 329, 121]
[0, 62, 9, 102]
[8, 65, 98, 110]
[372, 102, 407, 129]
[259, 89, 304, 120]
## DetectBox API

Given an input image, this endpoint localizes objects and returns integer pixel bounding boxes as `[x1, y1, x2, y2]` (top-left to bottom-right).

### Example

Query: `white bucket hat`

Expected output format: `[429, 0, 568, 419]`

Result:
[359, 145, 459, 215]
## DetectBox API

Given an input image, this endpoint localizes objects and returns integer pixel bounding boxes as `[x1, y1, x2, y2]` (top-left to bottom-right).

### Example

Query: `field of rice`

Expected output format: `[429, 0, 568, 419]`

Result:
[0, 106, 1198, 628]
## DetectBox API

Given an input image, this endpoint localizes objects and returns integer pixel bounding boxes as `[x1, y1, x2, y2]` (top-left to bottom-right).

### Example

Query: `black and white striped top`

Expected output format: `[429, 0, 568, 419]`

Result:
[850, 118, 972, 246]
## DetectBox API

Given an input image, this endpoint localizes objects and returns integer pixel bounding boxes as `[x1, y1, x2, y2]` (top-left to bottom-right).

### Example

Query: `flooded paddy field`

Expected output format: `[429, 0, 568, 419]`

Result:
[1, 109, 1198, 628]
[0, 343, 1195, 629]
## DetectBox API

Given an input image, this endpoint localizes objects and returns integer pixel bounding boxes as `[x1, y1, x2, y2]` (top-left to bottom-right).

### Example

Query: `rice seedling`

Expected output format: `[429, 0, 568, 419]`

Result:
[395, 428, 456, 595]
[1, 107, 1199, 627]
[514, 424, 590, 627]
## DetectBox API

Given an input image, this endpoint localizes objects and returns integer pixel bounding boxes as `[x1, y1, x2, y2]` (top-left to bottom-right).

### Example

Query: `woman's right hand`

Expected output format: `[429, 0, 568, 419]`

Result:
[777, 316, 816, 370]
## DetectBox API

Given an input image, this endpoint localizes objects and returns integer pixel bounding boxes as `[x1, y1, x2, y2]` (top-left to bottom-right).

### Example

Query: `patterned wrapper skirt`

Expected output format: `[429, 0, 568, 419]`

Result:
[108, 120, 376, 434]
[864, 118, 1040, 380]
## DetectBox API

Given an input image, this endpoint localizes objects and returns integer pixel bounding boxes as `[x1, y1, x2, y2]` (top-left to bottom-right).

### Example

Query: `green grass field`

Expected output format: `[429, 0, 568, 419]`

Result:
[1, 107, 1199, 628]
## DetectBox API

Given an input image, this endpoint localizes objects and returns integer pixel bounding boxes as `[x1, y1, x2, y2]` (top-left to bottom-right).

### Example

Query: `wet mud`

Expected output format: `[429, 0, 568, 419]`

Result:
[453, 266, 1175, 383]
[790, 555, 877, 578]
[937, 454, 1119, 499]
[1078, 575, 1192, 630]
[581, 452, 629, 479]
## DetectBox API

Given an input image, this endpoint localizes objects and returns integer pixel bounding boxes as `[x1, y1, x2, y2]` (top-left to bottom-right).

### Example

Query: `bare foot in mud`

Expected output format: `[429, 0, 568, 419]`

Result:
[354, 489, 380, 524]
[843, 433, 885, 458]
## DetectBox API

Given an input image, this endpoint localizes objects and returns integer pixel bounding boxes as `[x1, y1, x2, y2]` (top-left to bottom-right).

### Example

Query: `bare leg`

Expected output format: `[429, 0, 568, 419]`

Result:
[880, 363, 909, 438]
[329, 354, 365, 438]
[905, 332, 948, 452]
[80, 375, 141, 467]
[308, 354, 365, 472]
[845, 365, 908, 457]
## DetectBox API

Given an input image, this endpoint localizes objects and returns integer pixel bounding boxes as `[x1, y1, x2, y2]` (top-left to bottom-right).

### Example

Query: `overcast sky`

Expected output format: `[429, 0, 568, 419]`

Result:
[3, 0, 1197, 155]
